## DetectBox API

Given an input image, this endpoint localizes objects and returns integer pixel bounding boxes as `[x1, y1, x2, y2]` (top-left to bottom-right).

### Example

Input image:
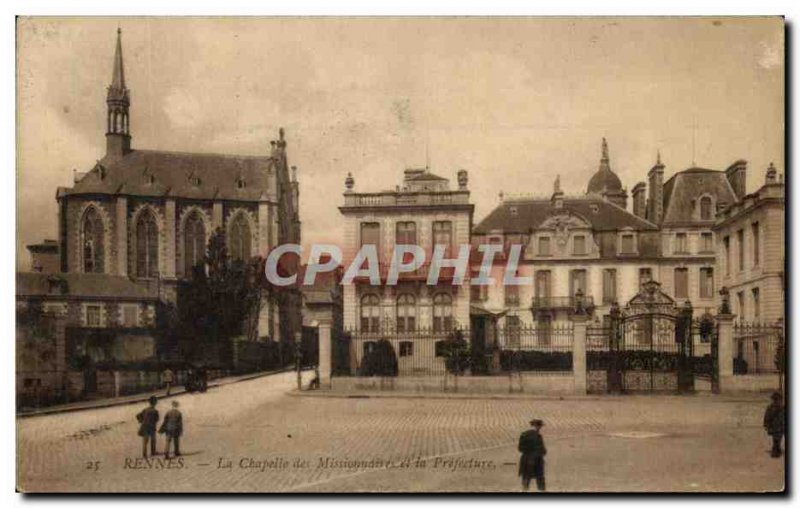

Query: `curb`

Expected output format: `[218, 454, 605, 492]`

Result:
[17, 367, 305, 418]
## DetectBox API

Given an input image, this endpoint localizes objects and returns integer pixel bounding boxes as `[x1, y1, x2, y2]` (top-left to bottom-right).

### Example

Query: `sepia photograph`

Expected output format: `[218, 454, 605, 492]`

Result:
[14, 15, 786, 493]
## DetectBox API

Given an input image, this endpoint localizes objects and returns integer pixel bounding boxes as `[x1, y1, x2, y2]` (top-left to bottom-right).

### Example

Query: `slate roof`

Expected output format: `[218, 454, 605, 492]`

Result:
[17, 272, 159, 300]
[474, 196, 658, 234]
[587, 167, 623, 194]
[661, 168, 737, 224]
[61, 149, 276, 202]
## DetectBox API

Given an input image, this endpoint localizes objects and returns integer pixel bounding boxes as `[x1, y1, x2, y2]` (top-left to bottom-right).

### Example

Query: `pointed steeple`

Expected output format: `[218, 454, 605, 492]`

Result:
[111, 28, 126, 91]
[105, 28, 131, 159]
[601, 137, 609, 165]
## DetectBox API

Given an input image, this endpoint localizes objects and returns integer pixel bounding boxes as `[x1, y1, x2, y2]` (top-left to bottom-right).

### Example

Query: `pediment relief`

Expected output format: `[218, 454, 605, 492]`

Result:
[539, 211, 591, 248]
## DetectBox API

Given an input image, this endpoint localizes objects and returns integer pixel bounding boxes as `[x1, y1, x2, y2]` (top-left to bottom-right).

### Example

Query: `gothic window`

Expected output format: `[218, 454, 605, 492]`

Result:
[361, 294, 381, 333]
[396, 294, 416, 333]
[135, 209, 159, 278]
[81, 207, 104, 273]
[229, 213, 252, 262]
[432, 293, 453, 332]
[183, 211, 206, 276]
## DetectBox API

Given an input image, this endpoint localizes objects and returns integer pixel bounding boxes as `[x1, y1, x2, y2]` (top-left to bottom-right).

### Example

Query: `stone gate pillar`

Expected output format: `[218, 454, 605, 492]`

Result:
[318, 321, 332, 388]
[571, 314, 588, 394]
[717, 313, 734, 393]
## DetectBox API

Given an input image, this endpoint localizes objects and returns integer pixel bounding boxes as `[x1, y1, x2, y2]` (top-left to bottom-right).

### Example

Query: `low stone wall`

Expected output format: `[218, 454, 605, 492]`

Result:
[723, 374, 781, 393]
[330, 373, 575, 394]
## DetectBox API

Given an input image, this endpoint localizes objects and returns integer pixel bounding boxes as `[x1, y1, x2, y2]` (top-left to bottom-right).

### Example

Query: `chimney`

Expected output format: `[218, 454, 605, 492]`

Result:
[765, 162, 778, 185]
[632, 181, 647, 219]
[457, 170, 468, 190]
[725, 159, 747, 201]
[647, 152, 665, 224]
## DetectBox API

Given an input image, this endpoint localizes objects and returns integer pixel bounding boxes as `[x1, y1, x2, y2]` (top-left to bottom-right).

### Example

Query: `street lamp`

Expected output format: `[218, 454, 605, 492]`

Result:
[295, 331, 302, 390]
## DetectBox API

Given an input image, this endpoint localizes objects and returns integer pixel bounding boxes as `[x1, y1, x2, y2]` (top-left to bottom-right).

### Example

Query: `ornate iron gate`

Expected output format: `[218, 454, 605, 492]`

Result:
[607, 281, 695, 394]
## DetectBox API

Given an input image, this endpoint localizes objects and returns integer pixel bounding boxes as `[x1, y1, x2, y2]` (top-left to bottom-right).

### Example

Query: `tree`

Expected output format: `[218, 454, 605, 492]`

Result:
[175, 228, 264, 367]
[358, 339, 398, 377]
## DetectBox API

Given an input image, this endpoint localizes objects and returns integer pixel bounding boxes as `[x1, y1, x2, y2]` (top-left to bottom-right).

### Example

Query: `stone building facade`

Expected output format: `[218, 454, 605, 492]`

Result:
[471, 138, 761, 335]
[338, 167, 474, 370]
[714, 163, 785, 323]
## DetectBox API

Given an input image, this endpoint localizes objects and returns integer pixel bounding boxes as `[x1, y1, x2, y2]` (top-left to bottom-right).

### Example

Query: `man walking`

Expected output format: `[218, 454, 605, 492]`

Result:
[518, 418, 547, 492]
[162, 367, 174, 396]
[159, 400, 183, 459]
[763, 392, 785, 458]
[136, 396, 160, 458]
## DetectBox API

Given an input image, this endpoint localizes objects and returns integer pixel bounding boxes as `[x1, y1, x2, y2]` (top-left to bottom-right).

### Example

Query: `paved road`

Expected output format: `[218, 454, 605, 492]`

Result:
[17, 373, 784, 493]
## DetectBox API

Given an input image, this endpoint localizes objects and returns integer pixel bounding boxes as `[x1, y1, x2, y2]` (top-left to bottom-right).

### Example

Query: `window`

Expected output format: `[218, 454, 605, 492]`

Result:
[123, 305, 139, 327]
[603, 269, 617, 304]
[509, 206, 518, 216]
[700, 232, 713, 253]
[737, 229, 745, 271]
[236, 177, 246, 189]
[538, 236, 551, 256]
[399, 341, 414, 357]
[620, 234, 635, 254]
[752, 288, 760, 320]
[572, 235, 586, 255]
[361, 222, 381, 257]
[360, 294, 381, 333]
[674, 268, 688, 299]
[674, 233, 688, 254]
[700, 196, 713, 220]
[432, 293, 453, 332]
[639, 268, 652, 287]
[569, 269, 587, 297]
[700, 268, 714, 299]
[229, 213, 252, 262]
[396, 222, 417, 246]
[471, 283, 488, 302]
[506, 315, 521, 347]
[183, 212, 206, 276]
[135, 209, 159, 278]
[432, 221, 452, 255]
[535, 271, 552, 299]
[723, 236, 731, 275]
[505, 284, 520, 306]
[752, 222, 760, 266]
[86, 305, 102, 327]
[737, 291, 745, 319]
[537, 313, 552, 346]
[82, 207, 104, 273]
[396, 294, 416, 333]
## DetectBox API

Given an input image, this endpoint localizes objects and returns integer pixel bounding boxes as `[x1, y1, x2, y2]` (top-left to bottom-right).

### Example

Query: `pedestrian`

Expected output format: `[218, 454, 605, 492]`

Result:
[136, 395, 160, 458]
[518, 418, 547, 492]
[763, 392, 785, 458]
[162, 367, 175, 396]
[159, 400, 183, 459]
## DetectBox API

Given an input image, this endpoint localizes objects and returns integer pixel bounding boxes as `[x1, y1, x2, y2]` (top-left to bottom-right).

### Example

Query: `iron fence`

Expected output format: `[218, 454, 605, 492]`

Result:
[338, 323, 575, 377]
[733, 321, 784, 375]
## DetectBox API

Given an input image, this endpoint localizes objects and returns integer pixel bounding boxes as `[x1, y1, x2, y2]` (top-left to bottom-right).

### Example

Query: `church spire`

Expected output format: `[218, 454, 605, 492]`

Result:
[599, 137, 610, 171]
[111, 28, 125, 90]
[105, 28, 131, 159]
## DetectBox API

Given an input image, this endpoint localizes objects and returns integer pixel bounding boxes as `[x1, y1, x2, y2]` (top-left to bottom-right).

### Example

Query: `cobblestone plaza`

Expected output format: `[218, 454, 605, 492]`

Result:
[17, 372, 784, 493]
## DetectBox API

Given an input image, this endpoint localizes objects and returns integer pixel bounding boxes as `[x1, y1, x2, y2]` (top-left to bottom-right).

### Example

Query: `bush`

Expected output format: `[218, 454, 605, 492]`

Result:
[358, 339, 398, 377]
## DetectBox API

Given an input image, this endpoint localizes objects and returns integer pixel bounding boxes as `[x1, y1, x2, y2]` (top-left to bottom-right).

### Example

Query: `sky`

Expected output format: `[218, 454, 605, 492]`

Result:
[16, 17, 784, 269]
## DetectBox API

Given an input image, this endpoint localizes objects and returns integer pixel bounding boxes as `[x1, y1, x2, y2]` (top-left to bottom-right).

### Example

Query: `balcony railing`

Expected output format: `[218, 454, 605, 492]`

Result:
[531, 296, 595, 312]
[343, 191, 471, 208]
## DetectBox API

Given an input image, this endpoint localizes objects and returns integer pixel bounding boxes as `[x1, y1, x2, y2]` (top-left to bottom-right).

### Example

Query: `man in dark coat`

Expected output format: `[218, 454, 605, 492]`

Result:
[518, 419, 547, 491]
[136, 396, 160, 458]
[159, 400, 183, 459]
[763, 392, 785, 458]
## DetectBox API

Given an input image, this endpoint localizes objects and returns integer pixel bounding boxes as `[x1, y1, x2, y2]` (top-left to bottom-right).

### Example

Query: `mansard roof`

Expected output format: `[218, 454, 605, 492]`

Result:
[474, 195, 658, 234]
[61, 149, 277, 202]
[661, 167, 737, 224]
[17, 272, 159, 301]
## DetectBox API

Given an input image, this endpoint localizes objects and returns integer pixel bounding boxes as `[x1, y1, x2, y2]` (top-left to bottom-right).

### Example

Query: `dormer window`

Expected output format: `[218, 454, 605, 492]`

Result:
[144, 173, 155, 185]
[509, 206, 518, 216]
[620, 233, 636, 254]
[189, 174, 201, 187]
[572, 235, 587, 256]
[96, 165, 106, 180]
[590, 204, 599, 214]
[236, 177, 247, 190]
